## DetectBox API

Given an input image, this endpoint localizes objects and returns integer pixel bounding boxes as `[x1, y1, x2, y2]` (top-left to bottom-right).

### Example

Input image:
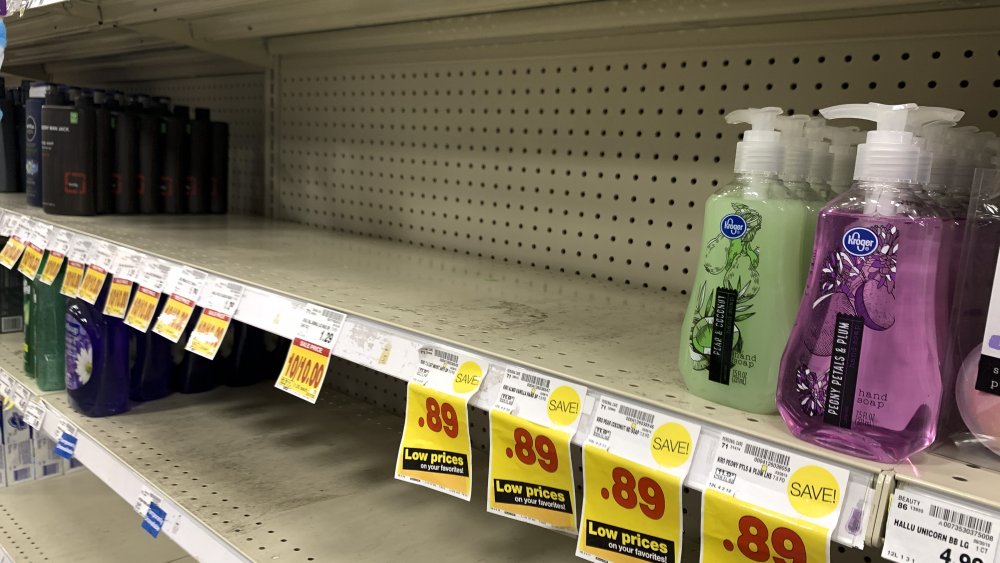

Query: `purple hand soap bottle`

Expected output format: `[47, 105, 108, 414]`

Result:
[777, 103, 958, 462]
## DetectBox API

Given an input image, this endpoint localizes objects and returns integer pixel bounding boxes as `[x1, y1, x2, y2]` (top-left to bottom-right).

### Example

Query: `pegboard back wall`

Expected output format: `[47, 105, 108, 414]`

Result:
[76, 74, 267, 216]
[278, 30, 1000, 294]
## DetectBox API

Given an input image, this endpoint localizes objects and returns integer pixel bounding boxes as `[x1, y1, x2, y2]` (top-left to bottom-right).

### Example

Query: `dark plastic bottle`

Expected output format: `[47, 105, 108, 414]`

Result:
[66, 283, 131, 417]
[0, 80, 19, 192]
[161, 105, 189, 214]
[42, 90, 96, 216]
[113, 97, 140, 214]
[186, 108, 211, 214]
[209, 121, 228, 214]
[93, 91, 114, 214]
[23, 278, 34, 377]
[129, 293, 173, 402]
[137, 98, 165, 214]
[14, 82, 27, 194]
[171, 307, 238, 393]
[24, 82, 52, 207]
[228, 325, 290, 386]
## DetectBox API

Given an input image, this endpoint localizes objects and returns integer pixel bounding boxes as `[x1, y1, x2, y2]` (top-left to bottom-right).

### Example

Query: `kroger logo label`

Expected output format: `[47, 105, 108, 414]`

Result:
[842, 227, 878, 257]
[720, 214, 748, 239]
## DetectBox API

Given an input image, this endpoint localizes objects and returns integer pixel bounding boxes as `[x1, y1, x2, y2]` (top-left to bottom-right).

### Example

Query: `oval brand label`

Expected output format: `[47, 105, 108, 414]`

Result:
[842, 227, 878, 257]
[719, 214, 747, 239]
[25, 116, 36, 143]
[547, 385, 582, 427]
[787, 465, 841, 518]
[650, 422, 693, 468]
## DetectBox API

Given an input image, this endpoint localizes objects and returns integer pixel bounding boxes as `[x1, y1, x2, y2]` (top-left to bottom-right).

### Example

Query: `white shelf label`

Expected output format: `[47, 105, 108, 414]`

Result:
[135, 258, 172, 292]
[66, 236, 95, 264]
[198, 277, 245, 316]
[492, 366, 588, 436]
[28, 221, 53, 249]
[89, 241, 118, 272]
[0, 213, 19, 237]
[110, 249, 144, 282]
[883, 490, 999, 563]
[167, 266, 208, 303]
[22, 399, 45, 430]
[46, 228, 74, 256]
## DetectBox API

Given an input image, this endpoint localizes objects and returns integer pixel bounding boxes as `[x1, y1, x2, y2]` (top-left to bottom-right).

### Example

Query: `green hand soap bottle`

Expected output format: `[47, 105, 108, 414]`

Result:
[33, 253, 66, 391]
[678, 107, 812, 414]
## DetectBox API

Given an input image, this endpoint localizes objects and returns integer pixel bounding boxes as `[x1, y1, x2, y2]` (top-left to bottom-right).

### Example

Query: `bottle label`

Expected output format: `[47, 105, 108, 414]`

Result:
[687, 203, 760, 385]
[708, 288, 738, 385]
[823, 314, 865, 428]
[65, 314, 93, 390]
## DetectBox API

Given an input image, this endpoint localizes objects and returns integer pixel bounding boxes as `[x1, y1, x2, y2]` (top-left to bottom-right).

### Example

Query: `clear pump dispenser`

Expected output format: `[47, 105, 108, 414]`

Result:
[777, 103, 950, 462]
[679, 108, 812, 414]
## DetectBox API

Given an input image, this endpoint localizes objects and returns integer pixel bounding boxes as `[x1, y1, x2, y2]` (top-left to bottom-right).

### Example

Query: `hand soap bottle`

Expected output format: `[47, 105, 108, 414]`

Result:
[777, 103, 951, 462]
[804, 118, 834, 200]
[66, 282, 131, 417]
[33, 253, 67, 391]
[678, 107, 811, 414]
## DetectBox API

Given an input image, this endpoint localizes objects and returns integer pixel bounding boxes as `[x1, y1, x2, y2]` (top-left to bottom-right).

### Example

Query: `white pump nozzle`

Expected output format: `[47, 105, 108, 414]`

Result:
[987, 137, 1000, 168]
[802, 118, 832, 184]
[976, 132, 998, 168]
[823, 126, 860, 190]
[725, 107, 784, 175]
[775, 115, 811, 181]
[903, 107, 965, 186]
[820, 102, 920, 183]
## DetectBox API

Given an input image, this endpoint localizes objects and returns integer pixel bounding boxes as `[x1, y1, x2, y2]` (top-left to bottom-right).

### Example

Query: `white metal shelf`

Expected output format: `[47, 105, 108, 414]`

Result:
[0, 334, 578, 563]
[0, 470, 191, 563]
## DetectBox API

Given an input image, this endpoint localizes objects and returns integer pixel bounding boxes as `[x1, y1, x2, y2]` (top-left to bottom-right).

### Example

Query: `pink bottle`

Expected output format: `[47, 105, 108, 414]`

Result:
[778, 103, 962, 463]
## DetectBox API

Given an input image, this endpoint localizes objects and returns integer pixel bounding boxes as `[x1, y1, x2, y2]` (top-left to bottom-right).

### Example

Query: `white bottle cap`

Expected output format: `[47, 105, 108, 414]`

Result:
[725, 107, 784, 175]
[820, 103, 920, 184]
[804, 117, 833, 184]
[774, 115, 812, 182]
[920, 121, 959, 187]
[823, 126, 860, 189]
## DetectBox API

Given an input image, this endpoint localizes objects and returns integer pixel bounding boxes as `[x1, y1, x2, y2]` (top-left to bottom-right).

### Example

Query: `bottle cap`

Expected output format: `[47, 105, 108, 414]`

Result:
[725, 107, 784, 175]
[820, 103, 921, 183]
[904, 107, 965, 186]
[775, 115, 812, 182]
[948, 126, 980, 192]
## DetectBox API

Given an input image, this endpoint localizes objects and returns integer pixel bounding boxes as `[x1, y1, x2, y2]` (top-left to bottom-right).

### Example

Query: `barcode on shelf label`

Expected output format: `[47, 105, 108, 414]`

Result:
[434, 349, 459, 365]
[0, 213, 18, 237]
[617, 403, 655, 425]
[520, 372, 550, 389]
[198, 277, 245, 316]
[67, 236, 94, 264]
[883, 490, 999, 563]
[89, 241, 118, 271]
[705, 433, 850, 530]
[23, 400, 45, 430]
[168, 267, 208, 302]
[743, 443, 791, 469]
[111, 249, 143, 282]
[28, 221, 52, 249]
[587, 396, 702, 475]
[47, 229, 74, 256]
[296, 304, 346, 348]
[136, 258, 172, 292]
[930, 504, 994, 535]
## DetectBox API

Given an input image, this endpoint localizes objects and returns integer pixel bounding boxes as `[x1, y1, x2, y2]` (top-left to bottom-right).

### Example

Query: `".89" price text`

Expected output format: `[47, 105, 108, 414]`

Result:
[505, 427, 558, 472]
[722, 515, 807, 563]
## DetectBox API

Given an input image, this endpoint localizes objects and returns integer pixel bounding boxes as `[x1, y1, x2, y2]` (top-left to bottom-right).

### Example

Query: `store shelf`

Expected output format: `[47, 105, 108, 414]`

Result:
[0, 332, 578, 563]
[0, 470, 191, 563]
[0, 196, 889, 477]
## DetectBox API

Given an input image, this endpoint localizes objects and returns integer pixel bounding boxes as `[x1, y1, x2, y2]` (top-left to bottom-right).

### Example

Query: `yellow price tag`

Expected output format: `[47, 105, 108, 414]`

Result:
[38, 252, 65, 286]
[78, 266, 109, 304]
[488, 411, 576, 531]
[0, 237, 25, 269]
[60, 260, 86, 298]
[102, 277, 133, 318]
[395, 354, 485, 500]
[579, 452, 681, 563]
[275, 338, 332, 403]
[151, 295, 196, 342]
[17, 243, 44, 280]
[124, 286, 161, 332]
[702, 490, 825, 563]
[186, 308, 233, 360]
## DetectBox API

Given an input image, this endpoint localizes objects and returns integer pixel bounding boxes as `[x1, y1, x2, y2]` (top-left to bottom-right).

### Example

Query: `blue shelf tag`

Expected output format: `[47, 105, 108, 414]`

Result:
[142, 502, 167, 538]
[53, 432, 77, 460]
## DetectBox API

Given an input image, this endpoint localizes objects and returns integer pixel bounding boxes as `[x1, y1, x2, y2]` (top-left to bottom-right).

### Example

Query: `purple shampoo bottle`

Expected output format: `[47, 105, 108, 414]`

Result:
[778, 103, 957, 462]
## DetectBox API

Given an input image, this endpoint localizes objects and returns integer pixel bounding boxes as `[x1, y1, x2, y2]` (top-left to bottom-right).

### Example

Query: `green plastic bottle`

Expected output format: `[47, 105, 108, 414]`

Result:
[33, 253, 66, 391]
[678, 108, 812, 414]
[23, 277, 35, 378]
